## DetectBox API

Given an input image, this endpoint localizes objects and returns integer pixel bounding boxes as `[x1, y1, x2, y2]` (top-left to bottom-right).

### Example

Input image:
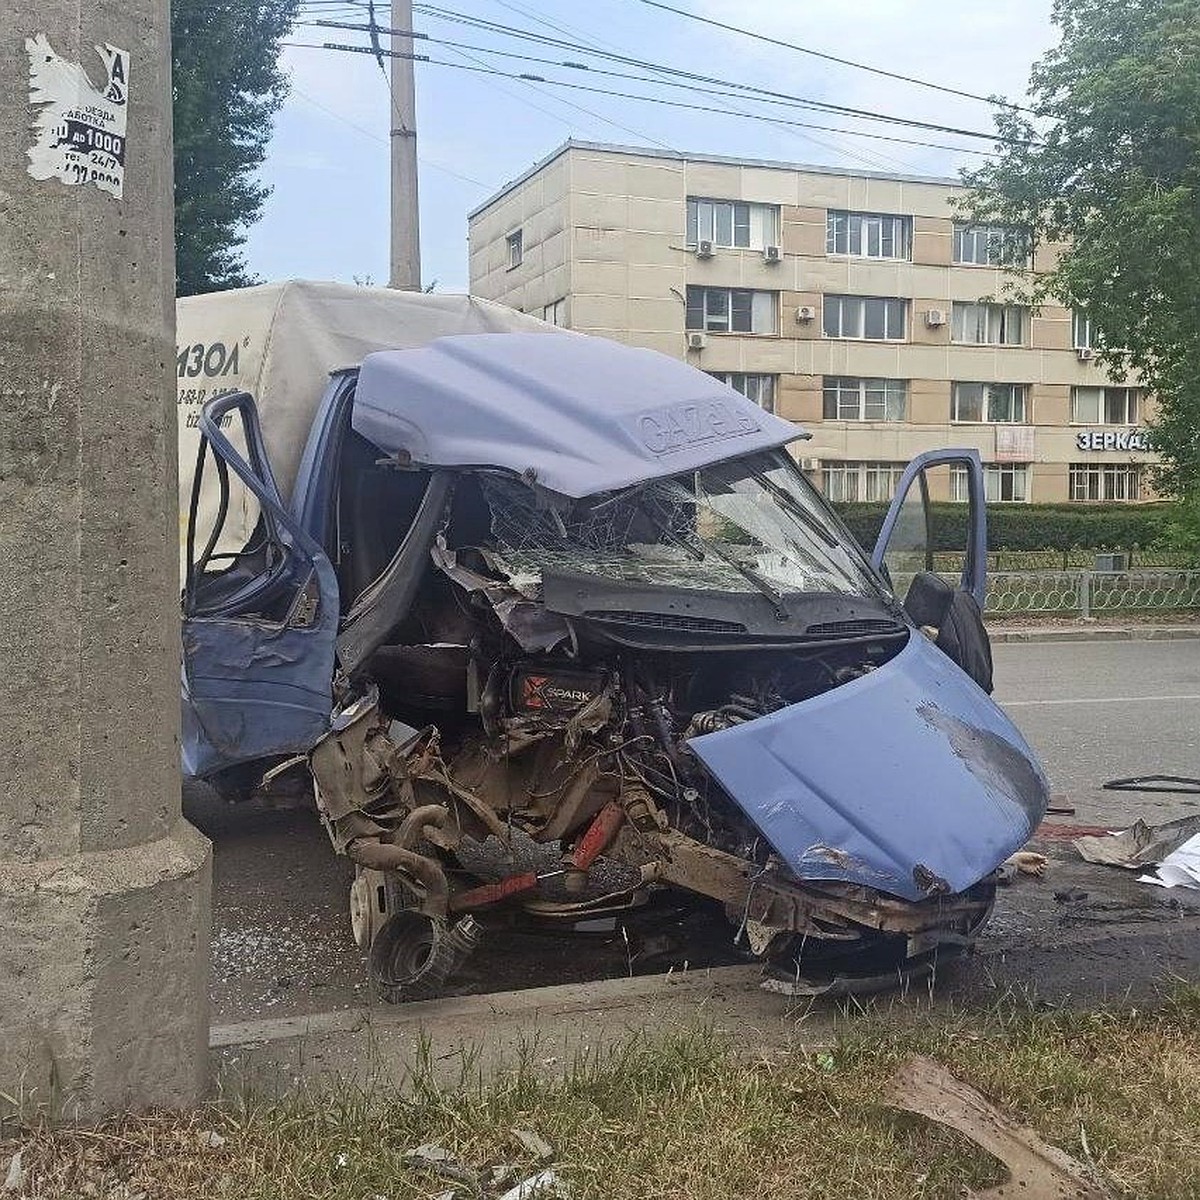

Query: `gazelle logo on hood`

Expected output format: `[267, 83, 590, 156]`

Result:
[636, 399, 760, 455]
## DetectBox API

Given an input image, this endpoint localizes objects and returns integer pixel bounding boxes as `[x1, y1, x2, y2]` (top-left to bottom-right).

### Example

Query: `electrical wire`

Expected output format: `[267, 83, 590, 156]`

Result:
[284, 42, 999, 157]
[633, 0, 1036, 114]
[436, 40, 678, 150]
[295, 0, 1019, 169]
[290, 86, 491, 187]
[403, 4, 1025, 145]
[299, 19, 1009, 154]
[475, 0, 922, 177]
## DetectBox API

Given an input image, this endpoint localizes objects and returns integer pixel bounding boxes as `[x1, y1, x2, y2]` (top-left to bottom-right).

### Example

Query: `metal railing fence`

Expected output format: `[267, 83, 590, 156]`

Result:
[984, 570, 1200, 617]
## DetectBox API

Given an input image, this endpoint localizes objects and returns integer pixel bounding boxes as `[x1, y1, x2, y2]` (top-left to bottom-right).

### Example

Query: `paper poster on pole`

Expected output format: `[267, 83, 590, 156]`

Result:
[26, 34, 129, 199]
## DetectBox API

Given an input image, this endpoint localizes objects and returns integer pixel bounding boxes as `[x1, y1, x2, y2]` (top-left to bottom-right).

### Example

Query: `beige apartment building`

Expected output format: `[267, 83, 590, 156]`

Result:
[468, 140, 1157, 505]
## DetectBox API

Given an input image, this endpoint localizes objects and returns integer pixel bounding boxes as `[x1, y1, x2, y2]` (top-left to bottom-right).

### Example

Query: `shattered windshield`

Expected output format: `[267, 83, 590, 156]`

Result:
[480, 449, 885, 599]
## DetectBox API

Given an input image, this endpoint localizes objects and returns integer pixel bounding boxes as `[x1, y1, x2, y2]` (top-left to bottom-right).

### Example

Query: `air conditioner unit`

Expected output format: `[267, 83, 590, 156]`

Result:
[686, 331, 707, 350]
[1077, 346, 1095, 361]
[795, 305, 817, 323]
[798, 456, 821, 472]
[695, 239, 714, 259]
[925, 308, 947, 327]
[762, 244, 782, 264]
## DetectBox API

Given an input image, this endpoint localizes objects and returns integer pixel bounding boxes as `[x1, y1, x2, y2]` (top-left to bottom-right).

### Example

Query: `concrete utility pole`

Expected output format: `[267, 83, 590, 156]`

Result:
[389, 0, 421, 290]
[0, 0, 210, 1118]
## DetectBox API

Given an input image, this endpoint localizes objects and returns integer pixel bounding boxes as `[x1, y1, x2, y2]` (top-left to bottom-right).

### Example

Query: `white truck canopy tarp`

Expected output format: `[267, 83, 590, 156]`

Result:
[176, 280, 554, 580]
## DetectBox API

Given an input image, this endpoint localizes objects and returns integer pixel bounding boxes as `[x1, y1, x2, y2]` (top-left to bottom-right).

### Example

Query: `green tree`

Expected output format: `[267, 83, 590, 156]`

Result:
[962, 0, 1200, 499]
[172, 0, 300, 296]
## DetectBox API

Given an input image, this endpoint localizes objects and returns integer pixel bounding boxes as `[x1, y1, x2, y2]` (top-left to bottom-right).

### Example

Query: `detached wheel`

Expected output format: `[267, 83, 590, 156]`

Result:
[369, 910, 480, 1003]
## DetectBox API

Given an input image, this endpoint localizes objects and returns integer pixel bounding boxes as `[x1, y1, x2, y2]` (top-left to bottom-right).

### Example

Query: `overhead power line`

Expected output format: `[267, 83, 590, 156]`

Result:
[291, 86, 490, 187]
[633, 0, 1036, 115]
[304, 12, 1023, 147]
[472, 0, 922, 177]
[297, 0, 679, 150]
[410, 4, 1023, 143]
[286, 41, 1000, 157]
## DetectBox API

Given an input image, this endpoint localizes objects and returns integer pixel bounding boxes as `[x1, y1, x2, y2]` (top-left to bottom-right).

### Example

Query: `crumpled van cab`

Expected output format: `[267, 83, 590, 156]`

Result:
[181, 289, 1048, 1000]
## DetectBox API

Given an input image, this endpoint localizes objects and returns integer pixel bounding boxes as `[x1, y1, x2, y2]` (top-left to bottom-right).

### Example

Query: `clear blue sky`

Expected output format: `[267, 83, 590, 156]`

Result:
[245, 0, 1058, 292]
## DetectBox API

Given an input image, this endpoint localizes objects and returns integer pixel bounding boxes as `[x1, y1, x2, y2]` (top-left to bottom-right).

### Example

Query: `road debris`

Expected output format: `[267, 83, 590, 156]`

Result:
[511, 1129, 554, 1162]
[1073, 814, 1200, 869]
[3, 1149, 23, 1193]
[402, 1143, 480, 1190]
[1036, 822, 1111, 840]
[1138, 832, 1200, 890]
[496, 1170, 569, 1200]
[885, 1055, 1112, 1199]
[1001, 850, 1048, 879]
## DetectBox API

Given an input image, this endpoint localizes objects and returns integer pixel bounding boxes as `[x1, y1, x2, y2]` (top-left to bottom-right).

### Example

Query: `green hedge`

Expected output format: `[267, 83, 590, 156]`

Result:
[831, 501, 1176, 553]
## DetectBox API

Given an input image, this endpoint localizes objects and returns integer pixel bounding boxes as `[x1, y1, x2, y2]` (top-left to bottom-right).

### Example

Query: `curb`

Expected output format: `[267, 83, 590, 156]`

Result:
[210, 964, 765, 1049]
[210, 911, 1200, 1054]
[987, 625, 1200, 643]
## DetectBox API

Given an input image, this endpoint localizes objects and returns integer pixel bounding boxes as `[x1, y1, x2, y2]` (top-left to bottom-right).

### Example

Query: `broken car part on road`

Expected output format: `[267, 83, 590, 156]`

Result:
[886, 1055, 1112, 1199]
[179, 304, 1049, 1002]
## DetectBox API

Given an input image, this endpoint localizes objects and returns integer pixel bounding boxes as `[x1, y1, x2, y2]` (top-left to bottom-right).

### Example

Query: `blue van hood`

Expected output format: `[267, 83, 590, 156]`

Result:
[688, 633, 1048, 902]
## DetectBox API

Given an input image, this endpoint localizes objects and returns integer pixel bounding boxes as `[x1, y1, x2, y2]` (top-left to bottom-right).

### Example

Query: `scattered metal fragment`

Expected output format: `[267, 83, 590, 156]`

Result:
[402, 1143, 481, 1190]
[496, 1170, 569, 1200]
[1102, 774, 1200, 795]
[511, 1129, 555, 1162]
[488, 1164, 522, 1190]
[885, 1055, 1112, 1199]
[1073, 814, 1200, 869]
[1054, 889, 1089, 903]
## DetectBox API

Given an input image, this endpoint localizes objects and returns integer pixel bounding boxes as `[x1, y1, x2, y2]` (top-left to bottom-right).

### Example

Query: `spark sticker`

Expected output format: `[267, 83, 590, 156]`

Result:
[26, 34, 129, 199]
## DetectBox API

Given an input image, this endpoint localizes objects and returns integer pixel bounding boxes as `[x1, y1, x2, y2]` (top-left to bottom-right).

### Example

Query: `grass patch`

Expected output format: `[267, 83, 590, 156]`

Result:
[5, 985, 1200, 1199]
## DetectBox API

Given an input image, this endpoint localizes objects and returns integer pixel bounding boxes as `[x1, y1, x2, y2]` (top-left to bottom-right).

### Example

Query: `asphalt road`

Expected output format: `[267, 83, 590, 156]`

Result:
[191, 636, 1200, 1024]
[993, 638, 1200, 795]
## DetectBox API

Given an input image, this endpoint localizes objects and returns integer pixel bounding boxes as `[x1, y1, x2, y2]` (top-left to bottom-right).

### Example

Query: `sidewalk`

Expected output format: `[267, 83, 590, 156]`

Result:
[987, 620, 1200, 643]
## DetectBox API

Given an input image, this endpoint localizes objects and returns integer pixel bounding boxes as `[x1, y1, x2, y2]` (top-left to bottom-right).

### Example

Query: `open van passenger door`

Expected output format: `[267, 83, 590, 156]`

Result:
[181, 391, 339, 778]
[871, 449, 993, 692]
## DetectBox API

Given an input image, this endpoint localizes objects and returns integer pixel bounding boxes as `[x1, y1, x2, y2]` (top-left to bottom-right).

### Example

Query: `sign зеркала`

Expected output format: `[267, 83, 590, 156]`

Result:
[1075, 429, 1150, 452]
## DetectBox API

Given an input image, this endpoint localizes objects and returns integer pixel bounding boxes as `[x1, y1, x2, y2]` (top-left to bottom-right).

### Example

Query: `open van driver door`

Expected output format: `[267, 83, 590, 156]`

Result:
[181, 391, 339, 782]
[871, 449, 993, 693]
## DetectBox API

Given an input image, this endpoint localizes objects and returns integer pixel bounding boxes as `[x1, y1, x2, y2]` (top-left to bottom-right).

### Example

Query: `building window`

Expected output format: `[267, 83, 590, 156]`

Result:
[952, 463, 1030, 503]
[542, 298, 566, 326]
[708, 372, 776, 413]
[823, 295, 907, 341]
[825, 211, 911, 259]
[951, 301, 1025, 346]
[951, 382, 1028, 423]
[1070, 463, 1142, 501]
[686, 286, 777, 334]
[686, 197, 778, 249]
[1071, 386, 1139, 425]
[822, 377, 907, 421]
[952, 222, 1029, 266]
[822, 461, 907, 503]
[506, 229, 523, 269]
[1073, 310, 1094, 350]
